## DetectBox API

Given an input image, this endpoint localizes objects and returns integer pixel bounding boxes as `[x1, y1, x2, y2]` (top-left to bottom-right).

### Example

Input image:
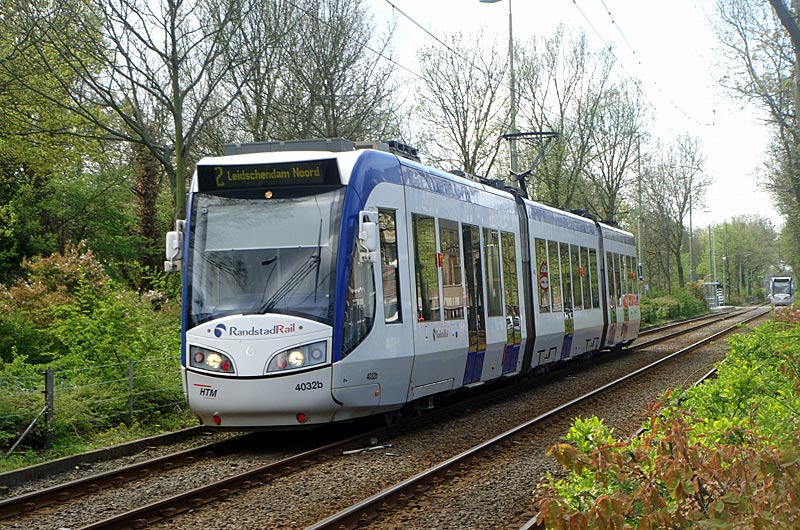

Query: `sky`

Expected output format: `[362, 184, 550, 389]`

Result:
[367, 0, 779, 229]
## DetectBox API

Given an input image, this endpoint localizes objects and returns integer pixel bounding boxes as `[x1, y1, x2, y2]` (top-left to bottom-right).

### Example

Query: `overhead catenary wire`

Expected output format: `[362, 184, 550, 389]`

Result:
[383, 0, 462, 57]
[598, 0, 641, 67]
[285, 0, 715, 133]
[379, 0, 713, 129]
[570, 0, 714, 128]
[381, 0, 518, 103]
[283, 0, 426, 82]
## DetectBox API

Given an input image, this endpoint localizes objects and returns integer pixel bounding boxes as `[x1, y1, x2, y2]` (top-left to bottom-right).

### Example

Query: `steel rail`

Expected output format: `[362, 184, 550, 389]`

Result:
[637, 307, 740, 336]
[515, 307, 767, 530]
[75, 427, 400, 530]
[632, 306, 751, 349]
[0, 425, 210, 489]
[0, 433, 256, 519]
[306, 307, 769, 530]
[6, 308, 762, 529]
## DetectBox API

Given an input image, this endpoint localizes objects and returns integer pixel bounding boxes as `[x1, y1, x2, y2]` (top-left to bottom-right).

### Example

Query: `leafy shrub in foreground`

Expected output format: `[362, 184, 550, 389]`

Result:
[672, 321, 800, 447]
[0, 244, 183, 453]
[537, 318, 800, 528]
[539, 408, 800, 529]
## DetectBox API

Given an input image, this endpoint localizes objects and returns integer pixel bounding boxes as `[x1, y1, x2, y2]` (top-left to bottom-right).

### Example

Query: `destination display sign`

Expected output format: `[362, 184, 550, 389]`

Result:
[197, 159, 340, 191]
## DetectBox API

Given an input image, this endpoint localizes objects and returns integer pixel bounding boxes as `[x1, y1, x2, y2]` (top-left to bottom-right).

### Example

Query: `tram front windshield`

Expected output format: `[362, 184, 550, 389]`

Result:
[774, 281, 792, 295]
[187, 188, 345, 328]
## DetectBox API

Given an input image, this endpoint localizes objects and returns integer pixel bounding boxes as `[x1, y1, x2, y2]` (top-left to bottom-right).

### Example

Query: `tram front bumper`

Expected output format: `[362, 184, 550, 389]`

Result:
[183, 367, 339, 427]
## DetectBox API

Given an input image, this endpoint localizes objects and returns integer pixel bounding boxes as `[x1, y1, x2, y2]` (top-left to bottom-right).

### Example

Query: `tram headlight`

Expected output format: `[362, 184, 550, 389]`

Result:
[288, 349, 305, 367]
[266, 341, 327, 373]
[189, 345, 236, 374]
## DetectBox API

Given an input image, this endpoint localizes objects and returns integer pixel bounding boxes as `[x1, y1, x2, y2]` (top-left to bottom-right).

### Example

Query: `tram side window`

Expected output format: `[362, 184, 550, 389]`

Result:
[614, 253, 623, 304]
[463, 224, 485, 334]
[570, 244, 583, 310]
[535, 238, 550, 313]
[580, 247, 593, 309]
[560, 242, 573, 312]
[607, 251, 616, 309]
[624, 255, 632, 300]
[379, 209, 401, 324]
[412, 214, 441, 322]
[483, 228, 503, 317]
[440, 219, 464, 320]
[549, 240, 563, 312]
[501, 232, 520, 332]
[342, 240, 376, 356]
[589, 248, 599, 307]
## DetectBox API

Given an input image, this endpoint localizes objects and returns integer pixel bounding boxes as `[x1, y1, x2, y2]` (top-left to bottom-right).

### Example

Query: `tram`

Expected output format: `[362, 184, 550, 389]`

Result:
[164, 139, 640, 428]
[769, 276, 794, 306]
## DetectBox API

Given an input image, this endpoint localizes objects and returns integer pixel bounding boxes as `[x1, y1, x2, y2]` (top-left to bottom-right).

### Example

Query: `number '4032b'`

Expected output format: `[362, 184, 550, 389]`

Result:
[296, 381, 323, 391]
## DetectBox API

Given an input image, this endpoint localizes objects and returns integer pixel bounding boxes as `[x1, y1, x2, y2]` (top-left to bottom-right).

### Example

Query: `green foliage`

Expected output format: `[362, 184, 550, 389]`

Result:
[1, 165, 146, 284]
[0, 242, 111, 364]
[0, 245, 184, 457]
[50, 169, 145, 265]
[538, 317, 800, 529]
[565, 416, 616, 453]
[543, 418, 622, 515]
[670, 320, 800, 446]
[540, 410, 800, 529]
[640, 287, 707, 325]
[0, 25, 113, 282]
[0, 355, 43, 451]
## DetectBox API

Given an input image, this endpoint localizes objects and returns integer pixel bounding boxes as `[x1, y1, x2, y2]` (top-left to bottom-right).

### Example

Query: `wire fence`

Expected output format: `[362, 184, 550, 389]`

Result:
[0, 357, 184, 456]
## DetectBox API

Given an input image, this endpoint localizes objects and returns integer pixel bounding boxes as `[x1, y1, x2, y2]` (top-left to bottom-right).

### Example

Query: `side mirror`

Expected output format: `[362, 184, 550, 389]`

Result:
[357, 211, 378, 263]
[164, 220, 185, 272]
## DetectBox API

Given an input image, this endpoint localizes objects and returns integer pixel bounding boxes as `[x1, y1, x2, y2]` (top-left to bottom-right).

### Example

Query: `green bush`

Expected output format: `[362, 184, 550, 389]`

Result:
[0, 244, 185, 456]
[670, 320, 800, 446]
[0, 362, 45, 451]
[538, 317, 800, 528]
[539, 410, 800, 529]
[641, 287, 707, 326]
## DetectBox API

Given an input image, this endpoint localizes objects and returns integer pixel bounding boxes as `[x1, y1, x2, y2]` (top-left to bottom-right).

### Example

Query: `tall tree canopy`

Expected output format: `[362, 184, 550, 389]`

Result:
[415, 31, 506, 176]
[714, 0, 800, 270]
[3, 0, 250, 220]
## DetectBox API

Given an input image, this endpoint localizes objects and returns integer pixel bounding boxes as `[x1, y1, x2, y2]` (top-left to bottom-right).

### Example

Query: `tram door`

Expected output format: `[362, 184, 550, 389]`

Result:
[462, 224, 486, 385]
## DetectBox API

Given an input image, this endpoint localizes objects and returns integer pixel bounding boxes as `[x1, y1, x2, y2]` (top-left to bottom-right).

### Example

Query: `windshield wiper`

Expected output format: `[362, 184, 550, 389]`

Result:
[256, 256, 279, 310]
[258, 252, 321, 314]
[259, 214, 324, 314]
[313, 219, 322, 303]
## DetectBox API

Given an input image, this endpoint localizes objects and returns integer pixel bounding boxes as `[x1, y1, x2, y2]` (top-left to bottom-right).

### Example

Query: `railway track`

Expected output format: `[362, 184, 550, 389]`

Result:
[0, 306, 770, 529]
[324, 305, 770, 530]
[0, 433, 260, 518]
[636, 305, 749, 342]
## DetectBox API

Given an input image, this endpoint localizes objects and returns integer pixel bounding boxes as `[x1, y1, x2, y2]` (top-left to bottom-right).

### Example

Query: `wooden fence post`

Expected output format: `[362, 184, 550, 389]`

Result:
[128, 360, 135, 426]
[44, 369, 54, 450]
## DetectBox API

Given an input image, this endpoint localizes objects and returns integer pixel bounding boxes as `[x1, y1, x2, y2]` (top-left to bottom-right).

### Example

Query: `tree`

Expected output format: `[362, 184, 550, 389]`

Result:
[3, 0, 251, 221]
[641, 135, 710, 291]
[130, 133, 163, 275]
[720, 215, 779, 300]
[583, 80, 647, 224]
[714, 1, 800, 229]
[267, 0, 402, 142]
[515, 25, 615, 210]
[0, 0, 109, 280]
[224, 0, 296, 143]
[415, 31, 506, 176]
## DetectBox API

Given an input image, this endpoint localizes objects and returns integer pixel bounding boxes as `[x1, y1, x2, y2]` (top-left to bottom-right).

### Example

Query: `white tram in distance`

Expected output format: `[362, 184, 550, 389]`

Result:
[165, 139, 640, 428]
[769, 276, 794, 306]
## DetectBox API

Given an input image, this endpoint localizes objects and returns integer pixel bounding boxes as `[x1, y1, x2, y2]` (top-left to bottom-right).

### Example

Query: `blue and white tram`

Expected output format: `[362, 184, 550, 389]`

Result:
[164, 139, 640, 428]
[769, 276, 794, 306]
